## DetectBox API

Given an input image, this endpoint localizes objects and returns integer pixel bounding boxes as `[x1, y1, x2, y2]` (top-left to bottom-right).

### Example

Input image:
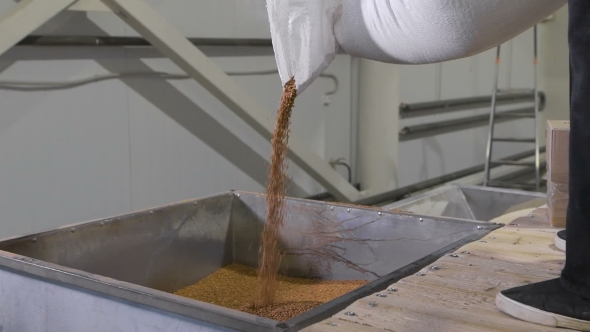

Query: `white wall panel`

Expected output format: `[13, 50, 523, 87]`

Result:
[123, 55, 352, 210]
[541, 6, 569, 121]
[398, 27, 542, 187]
[0, 58, 132, 238]
[0, 0, 270, 39]
[0, 44, 353, 237]
[0, 1, 566, 237]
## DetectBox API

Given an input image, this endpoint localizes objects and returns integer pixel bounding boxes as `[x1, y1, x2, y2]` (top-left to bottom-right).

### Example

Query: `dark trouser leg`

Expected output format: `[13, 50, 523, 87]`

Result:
[496, 2, 590, 329]
[561, 0, 590, 299]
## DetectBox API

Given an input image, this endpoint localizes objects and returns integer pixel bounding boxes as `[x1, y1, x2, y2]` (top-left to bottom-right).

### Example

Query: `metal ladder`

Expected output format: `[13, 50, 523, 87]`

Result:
[483, 25, 542, 191]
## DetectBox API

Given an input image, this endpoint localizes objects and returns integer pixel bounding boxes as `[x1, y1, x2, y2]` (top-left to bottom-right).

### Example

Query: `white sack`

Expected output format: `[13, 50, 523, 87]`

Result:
[266, 0, 341, 94]
[266, 0, 567, 94]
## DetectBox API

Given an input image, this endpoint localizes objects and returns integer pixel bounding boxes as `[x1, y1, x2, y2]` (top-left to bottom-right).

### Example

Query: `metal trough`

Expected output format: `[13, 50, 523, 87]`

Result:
[382, 184, 546, 223]
[0, 191, 499, 332]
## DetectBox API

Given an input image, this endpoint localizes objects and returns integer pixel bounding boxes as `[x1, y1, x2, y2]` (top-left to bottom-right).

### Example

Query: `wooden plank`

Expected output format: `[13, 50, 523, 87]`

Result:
[332, 296, 558, 332]
[490, 206, 552, 229]
[305, 219, 570, 331]
[304, 319, 384, 332]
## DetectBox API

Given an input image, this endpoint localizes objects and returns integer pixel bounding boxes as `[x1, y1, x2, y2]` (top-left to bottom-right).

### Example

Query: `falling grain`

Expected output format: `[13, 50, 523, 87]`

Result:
[256, 77, 297, 308]
[174, 79, 370, 321]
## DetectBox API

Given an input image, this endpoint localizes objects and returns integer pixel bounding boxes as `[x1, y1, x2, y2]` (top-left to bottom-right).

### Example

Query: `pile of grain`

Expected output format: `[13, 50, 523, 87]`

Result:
[174, 264, 367, 321]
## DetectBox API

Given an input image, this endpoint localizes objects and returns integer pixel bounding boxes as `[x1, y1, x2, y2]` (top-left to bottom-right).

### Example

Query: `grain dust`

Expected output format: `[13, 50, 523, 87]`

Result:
[174, 264, 367, 321]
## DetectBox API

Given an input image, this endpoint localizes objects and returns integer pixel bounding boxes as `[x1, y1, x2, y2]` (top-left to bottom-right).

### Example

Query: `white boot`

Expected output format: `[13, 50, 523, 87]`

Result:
[555, 230, 566, 252]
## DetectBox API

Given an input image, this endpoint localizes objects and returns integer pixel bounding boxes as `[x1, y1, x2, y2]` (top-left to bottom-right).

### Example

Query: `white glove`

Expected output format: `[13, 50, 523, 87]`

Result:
[267, 0, 567, 94]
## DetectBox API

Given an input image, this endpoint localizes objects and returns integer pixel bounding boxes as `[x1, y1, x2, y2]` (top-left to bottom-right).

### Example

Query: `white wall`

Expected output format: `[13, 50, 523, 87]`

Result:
[0, 1, 355, 237]
[396, 23, 563, 187]
[357, 60, 399, 195]
[0, 1, 569, 238]
[541, 6, 569, 121]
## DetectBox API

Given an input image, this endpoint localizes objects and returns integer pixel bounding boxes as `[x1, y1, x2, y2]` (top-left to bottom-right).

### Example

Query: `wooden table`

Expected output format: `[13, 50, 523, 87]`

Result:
[305, 207, 570, 332]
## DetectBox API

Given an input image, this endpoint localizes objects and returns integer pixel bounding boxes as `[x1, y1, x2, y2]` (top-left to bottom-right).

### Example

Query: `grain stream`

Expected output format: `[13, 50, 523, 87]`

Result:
[257, 77, 297, 308]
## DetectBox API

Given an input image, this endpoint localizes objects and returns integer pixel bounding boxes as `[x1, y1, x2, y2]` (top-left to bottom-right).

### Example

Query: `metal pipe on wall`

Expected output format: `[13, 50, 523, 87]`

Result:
[14, 35, 349, 55]
[17, 36, 274, 47]
[357, 147, 546, 206]
[13, 35, 278, 57]
[399, 107, 544, 141]
[307, 147, 546, 205]
[399, 91, 546, 119]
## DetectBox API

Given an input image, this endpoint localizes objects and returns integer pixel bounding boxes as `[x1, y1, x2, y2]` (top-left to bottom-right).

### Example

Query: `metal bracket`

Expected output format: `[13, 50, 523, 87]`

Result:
[0, 0, 362, 202]
[0, 0, 79, 57]
[68, 0, 111, 12]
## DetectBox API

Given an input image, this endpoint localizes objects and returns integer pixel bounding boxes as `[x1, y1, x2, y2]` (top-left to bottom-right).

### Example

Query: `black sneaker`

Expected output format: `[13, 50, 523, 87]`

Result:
[496, 278, 590, 330]
[555, 230, 566, 251]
